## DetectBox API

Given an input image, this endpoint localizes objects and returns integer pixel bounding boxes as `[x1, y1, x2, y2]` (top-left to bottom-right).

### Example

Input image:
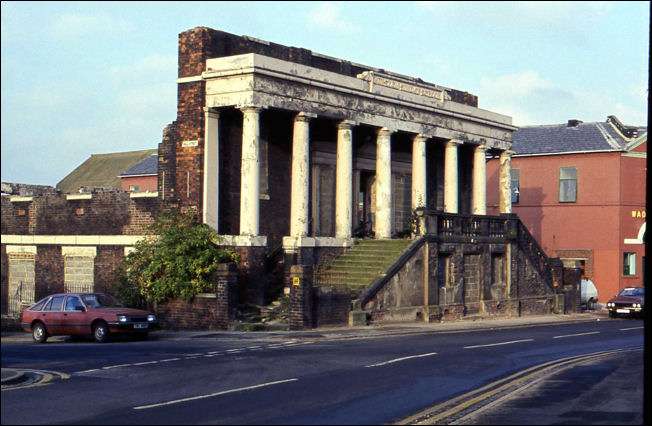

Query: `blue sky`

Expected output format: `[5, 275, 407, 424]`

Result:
[1, 1, 649, 186]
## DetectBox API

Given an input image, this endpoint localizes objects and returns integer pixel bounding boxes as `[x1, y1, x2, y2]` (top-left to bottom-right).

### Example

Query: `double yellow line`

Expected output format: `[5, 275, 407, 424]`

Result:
[1, 369, 70, 391]
[395, 347, 643, 425]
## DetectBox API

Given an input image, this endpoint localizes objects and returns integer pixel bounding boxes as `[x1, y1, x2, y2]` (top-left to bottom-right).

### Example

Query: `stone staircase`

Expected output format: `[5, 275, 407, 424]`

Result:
[314, 239, 412, 296]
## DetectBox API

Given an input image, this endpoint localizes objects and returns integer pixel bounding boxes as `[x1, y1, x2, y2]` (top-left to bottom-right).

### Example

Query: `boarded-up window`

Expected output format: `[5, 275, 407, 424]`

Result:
[64, 254, 95, 293]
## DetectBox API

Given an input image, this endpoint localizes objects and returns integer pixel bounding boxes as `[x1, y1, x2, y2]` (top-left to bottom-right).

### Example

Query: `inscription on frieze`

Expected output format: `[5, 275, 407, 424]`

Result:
[357, 71, 448, 102]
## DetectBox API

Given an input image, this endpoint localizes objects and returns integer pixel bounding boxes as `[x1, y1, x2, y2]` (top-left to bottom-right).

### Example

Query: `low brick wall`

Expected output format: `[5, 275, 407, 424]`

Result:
[156, 294, 221, 331]
[313, 285, 350, 327]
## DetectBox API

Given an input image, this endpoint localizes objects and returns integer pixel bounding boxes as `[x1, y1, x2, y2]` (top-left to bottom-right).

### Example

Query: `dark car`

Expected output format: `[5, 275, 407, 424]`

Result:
[606, 286, 645, 318]
[21, 293, 157, 343]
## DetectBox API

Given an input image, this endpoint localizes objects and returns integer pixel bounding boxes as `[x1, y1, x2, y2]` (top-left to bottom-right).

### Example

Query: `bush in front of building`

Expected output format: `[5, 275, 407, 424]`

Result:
[114, 211, 238, 307]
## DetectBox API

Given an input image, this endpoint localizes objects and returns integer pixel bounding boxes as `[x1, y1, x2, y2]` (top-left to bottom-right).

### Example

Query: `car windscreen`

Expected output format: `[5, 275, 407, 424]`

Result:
[618, 288, 644, 297]
[81, 294, 124, 308]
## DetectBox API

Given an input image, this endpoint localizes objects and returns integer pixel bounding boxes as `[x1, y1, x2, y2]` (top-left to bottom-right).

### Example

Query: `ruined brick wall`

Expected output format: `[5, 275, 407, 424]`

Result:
[158, 122, 178, 203]
[2, 191, 160, 236]
[1, 191, 162, 316]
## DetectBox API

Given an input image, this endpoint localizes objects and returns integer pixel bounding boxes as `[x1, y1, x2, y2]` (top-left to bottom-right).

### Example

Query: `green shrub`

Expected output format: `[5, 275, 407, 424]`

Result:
[114, 211, 238, 307]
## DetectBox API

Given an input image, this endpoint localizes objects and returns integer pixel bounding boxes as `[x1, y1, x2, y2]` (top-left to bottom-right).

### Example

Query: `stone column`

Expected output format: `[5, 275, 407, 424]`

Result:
[412, 134, 427, 211]
[203, 107, 219, 231]
[472, 145, 487, 215]
[240, 106, 262, 236]
[376, 127, 393, 239]
[290, 113, 314, 237]
[335, 121, 355, 239]
[499, 150, 513, 214]
[444, 140, 461, 214]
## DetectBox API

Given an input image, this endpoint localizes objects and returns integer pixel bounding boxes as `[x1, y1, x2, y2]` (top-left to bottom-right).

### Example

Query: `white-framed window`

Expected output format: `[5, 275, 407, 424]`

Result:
[623, 252, 636, 276]
[559, 167, 577, 203]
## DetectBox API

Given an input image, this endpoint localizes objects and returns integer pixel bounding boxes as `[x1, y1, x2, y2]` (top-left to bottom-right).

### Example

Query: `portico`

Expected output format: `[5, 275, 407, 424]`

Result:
[198, 53, 516, 253]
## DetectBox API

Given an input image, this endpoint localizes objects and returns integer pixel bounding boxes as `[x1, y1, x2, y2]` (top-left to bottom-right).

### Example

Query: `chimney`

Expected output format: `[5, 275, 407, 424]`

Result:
[567, 119, 583, 128]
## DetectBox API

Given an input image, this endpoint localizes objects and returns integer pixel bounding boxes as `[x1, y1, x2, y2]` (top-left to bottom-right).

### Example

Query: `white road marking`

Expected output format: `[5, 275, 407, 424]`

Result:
[133, 361, 159, 366]
[132, 378, 299, 410]
[464, 339, 534, 349]
[365, 352, 438, 368]
[553, 331, 600, 339]
[159, 358, 181, 363]
[620, 326, 644, 331]
[75, 369, 100, 374]
[102, 364, 132, 370]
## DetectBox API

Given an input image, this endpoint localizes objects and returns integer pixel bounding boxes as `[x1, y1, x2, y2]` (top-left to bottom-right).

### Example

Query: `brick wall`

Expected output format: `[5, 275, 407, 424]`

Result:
[156, 295, 221, 330]
[312, 285, 351, 327]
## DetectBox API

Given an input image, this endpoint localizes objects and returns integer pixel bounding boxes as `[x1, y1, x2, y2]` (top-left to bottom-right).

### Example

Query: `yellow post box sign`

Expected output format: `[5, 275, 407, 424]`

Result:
[293, 277, 301, 286]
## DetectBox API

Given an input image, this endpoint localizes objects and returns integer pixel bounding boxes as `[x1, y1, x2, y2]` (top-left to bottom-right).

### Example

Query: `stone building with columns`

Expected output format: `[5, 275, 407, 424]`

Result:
[160, 27, 562, 325]
[2, 27, 568, 330]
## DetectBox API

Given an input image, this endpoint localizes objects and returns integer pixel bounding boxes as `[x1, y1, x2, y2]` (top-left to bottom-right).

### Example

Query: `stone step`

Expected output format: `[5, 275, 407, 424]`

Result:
[314, 238, 412, 293]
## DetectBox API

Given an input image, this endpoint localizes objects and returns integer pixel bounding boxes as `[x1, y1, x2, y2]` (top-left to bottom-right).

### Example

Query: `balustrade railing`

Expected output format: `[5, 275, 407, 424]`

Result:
[417, 209, 553, 289]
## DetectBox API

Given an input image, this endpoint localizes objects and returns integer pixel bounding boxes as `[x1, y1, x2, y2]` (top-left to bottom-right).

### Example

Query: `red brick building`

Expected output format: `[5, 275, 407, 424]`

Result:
[119, 154, 158, 192]
[487, 116, 647, 302]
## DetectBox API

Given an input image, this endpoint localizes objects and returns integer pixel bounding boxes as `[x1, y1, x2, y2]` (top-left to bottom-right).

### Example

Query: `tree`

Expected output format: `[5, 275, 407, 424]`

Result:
[114, 211, 238, 307]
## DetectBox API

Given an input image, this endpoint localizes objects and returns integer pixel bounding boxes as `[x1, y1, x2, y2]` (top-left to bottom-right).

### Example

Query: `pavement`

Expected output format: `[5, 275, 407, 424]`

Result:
[1, 308, 613, 387]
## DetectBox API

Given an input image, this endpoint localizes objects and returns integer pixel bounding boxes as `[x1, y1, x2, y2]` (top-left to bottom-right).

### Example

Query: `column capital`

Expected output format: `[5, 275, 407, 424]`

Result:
[377, 127, 394, 137]
[238, 105, 266, 114]
[446, 139, 463, 147]
[414, 133, 428, 143]
[500, 149, 515, 157]
[295, 112, 317, 122]
[337, 120, 357, 130]
[474, 144, 488, 153]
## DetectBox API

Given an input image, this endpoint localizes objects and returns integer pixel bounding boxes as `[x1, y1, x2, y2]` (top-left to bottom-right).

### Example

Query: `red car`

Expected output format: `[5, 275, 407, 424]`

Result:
[606, 286, 645, 319]
[20, 293, 157, 343]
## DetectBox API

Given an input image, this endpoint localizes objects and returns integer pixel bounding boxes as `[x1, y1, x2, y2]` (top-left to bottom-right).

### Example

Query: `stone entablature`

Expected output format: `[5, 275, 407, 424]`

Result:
[201, 53, 514, 150]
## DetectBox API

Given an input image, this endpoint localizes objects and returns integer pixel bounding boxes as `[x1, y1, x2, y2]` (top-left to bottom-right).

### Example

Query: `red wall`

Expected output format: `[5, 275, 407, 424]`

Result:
[487, 145, 646, 302]
[121, 176, 157, 192]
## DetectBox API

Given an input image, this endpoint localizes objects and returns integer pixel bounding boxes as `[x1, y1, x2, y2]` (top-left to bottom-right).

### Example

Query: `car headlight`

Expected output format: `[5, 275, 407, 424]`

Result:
[118, 315, 128, 322]
[634, 303, 640, 308]
[147, 314, 156, 322]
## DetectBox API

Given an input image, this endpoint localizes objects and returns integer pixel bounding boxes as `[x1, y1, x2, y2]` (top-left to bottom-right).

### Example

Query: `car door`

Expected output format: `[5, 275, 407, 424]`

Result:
[40, 295, 66, 335]
[61, 295, 90, 336]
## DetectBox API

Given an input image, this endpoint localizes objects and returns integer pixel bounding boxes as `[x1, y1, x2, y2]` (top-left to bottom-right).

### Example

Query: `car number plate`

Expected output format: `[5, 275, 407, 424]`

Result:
[134, 323, 148, 329]
[616, 309, 631, 313]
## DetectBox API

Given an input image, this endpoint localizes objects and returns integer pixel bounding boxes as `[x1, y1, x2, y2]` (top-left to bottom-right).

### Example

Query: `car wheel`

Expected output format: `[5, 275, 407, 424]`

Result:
[93, 321, 110, 343]
[587, 299, 594, 311]
[32, 322, 48, 343]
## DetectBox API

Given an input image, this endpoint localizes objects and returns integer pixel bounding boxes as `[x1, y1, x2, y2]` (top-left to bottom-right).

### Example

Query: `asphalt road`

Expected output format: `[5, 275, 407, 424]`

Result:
[1, 317, 644, 425]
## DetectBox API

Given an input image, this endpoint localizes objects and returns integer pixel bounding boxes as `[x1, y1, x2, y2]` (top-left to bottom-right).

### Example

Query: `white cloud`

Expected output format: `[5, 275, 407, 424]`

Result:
[479, 70, 647, 126]
[306, 2, 360, 34]
[52, 12, 133, 39]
